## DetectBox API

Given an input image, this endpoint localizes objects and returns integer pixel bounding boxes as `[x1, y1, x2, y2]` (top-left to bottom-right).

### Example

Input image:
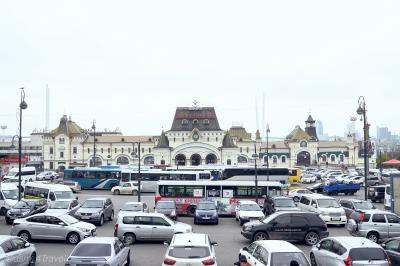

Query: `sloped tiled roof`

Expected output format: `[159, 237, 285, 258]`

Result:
[221, 132, 237, 148]
[306, 115, 315, 123]
[286, 126, 313, 141]
[260, 141, 289, 149]
[228, 126, 252, 141]
[156, 131, 170, 148]
[84, 135, 155, 143]
[48, 115, 85, 137]
[170, 107, 221, 131]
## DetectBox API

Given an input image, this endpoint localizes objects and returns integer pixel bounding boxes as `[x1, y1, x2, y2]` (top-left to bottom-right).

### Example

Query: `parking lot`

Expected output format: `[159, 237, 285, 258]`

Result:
[0, 186, 384, 266]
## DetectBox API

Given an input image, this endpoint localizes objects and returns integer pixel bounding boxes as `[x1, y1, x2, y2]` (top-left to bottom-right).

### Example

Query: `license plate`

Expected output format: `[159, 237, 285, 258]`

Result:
[331, 217, 340, 221]
[203, 217, 210, 219]
[81, 216, 90, 220]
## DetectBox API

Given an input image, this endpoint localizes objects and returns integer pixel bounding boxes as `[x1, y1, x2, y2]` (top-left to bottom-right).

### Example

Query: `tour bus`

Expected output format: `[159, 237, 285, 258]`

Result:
[220, 167, 290, 184]
[64, 167, 122, 190]
[121, 169, 212, 193]
[289, 168, 302, 183]
[0, 183, 19, 215]
[155, 180, 282, 216]
[3, 167, 36, 182]
[24, 182, 74, 202]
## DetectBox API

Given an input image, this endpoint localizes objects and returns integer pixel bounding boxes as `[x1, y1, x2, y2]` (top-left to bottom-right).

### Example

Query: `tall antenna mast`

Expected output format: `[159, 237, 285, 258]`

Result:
[262, 92, 265, 139]
[45, 84, 50, 132]
[255, 96, 259, 136]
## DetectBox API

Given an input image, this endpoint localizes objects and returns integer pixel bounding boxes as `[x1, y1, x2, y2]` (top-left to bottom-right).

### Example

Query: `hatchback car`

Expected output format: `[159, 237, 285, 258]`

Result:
[310, 236, 390, 266]
[6, 199, 48, 225]
[118, 202, 149, 219]
[241, 211, 329, 246]
[0, 235, 36, 266]
[11, 213, 96, 244]
[194, 201, 218, 225]
[263, 196, 299, 216]
[111, 181, 139, 195]
[381, 237, 400, 265]
[338, 199, 375, 218]
[236, 200, 264, 226]
[115, 212, 192, 245]
[288, 189, 313, 202]
[74, 197, 114, 226]
[45, 199, 80, 215]
[65, 237, 130, 266]
[238, 240, 310, 266]
[155, 200, 177, 220]
[162, 233, 218, 266]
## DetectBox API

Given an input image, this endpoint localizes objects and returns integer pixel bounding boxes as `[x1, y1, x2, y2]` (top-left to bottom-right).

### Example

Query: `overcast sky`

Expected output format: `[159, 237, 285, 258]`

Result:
[1, 1, 399, 139]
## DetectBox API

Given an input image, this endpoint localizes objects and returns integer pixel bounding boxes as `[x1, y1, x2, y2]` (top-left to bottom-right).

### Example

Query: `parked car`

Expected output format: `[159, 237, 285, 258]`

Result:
[154, 200, 177, 220]
[162, 233, 218, 266]
[381, 237, 400, 265]
[310, 236, 390, 266]
[338, 199, 375, 218]
[65, 237, 130, 266]
[194, 200, 218, 225]
[297, 194, 347, 226]
[236, 200, 264, 226]
[237, 240, 310, 266]
[11, 213, 96, 244]
[307, 183, 324, 193]
[301, 174, 317, 183]
[367, 176, 382, 186]
[288, 189, 313, 202]
[111, 181, 139, 195]
[347, 209, 400, 243]
[114, 212, 192, 245]
[263, 196, 299, 216]
[36, 171, 58, 181]
[0, 235, 36, 266]
[240, 211, 329, 246]
[45, 199, 80, 215]
[74, 197, 114, 226]
[118, 202, 149, 219]
[0, 183, 19, 216]
[63, 180, 81, 193]
[343, 175, 364, 185]
[5, 199, 48, 225]
[368, 185, 387, 203]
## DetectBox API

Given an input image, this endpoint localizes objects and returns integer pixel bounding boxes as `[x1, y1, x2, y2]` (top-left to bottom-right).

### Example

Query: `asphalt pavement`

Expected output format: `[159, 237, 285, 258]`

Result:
[0, 185, 384, 266]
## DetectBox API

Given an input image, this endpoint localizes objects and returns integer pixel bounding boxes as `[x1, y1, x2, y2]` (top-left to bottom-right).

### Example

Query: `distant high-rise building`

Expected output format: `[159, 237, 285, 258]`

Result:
[377, 126, 391, 141]
[316, 121, 323, 138]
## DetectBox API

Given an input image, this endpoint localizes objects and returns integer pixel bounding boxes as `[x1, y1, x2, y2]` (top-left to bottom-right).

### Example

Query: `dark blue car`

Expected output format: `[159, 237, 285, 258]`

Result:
[194, 201, 218, 225]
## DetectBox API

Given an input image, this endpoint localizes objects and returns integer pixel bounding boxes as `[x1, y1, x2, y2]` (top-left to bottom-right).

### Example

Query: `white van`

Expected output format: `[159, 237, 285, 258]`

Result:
[3, 167, 36, 182]
[0, 183, 19, 215]
[297, 194, 347, 225]
[24, 182, 74, 202]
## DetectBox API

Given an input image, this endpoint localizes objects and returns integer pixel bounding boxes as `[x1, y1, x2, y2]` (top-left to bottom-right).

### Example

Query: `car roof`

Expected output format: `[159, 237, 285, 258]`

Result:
[361, 209, 394, 215]
[255, 240, 303, 253]
[341, 199, 368, 203]
[272, 196, 292, 200]
[301, 193, 334, 199]
[80, 237, 118, 244]
[328, 237, 381, 248]
[84, 197, 107, 201]
[119, 212, 165, 218]
[238, 200, 258, 205]
[171, 233, 209, 247]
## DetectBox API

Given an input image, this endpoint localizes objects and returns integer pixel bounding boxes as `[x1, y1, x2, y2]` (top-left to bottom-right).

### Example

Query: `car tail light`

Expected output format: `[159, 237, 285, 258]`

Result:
[344, 256, 352, 266]
[163, 257, 176, 265]
[202, 257, 216, 265]
[359, 212, 365, 224]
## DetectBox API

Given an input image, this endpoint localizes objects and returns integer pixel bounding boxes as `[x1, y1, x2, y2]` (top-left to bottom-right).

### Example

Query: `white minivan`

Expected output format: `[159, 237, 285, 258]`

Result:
[3, 167, 36, 182]
[0, 183, 19, 215]
[297, 194, 347, 225]
[24, 182, 75, 202]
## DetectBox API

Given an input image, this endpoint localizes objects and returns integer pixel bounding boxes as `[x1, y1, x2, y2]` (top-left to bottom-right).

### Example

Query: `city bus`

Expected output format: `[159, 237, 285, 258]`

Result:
[121, 170, 212, 193]
[220, 167, 290, 184]
[165, 165, 225, 180]
[289, 168, 302, 183]
[64, 167, 122, 190]
[155, 180, 282, 216]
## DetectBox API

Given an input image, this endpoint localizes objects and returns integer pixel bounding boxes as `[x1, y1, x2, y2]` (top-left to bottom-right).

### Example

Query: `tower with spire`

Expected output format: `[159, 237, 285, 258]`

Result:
[305, 115, 318, 141]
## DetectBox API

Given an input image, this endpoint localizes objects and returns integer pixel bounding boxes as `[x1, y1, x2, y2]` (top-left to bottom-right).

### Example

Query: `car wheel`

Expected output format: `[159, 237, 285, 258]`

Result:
[6, 217, 13, 225]
[310, 253, 317, 266]
[125, 251, 130, 266]
[124, 233, 136, 245]
[0, 207, 7, 216]
[367, 232, 379, 243]
[109, 211, 114, 221]
[253, 232, 269, 241]
[98, 215, 104, 226]
[29, 252, 36, 266]
[132, 190, 138, 196]
[293, 196, 299, 202]
[67, 232, 80, 244]
[113, 189, 120, 195]
[18, 231, 31, 242]
[305, 231, 320, 246]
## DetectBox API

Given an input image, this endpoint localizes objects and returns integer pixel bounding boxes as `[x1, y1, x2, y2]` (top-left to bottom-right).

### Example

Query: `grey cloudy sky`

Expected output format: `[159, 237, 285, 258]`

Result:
[1, 1, 399, 139]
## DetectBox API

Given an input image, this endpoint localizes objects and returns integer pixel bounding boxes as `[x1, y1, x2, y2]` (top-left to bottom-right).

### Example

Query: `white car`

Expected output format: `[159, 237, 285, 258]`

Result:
[238, 240, 310, 266]
[162, 233, 218, 266]
[36, 171, 58, 181]
[235, 200, 264, 226]
[344, 175, 364, 185]
[45, 199, 80, 215]
[301, 175, 317, 183]
[111, 182, 140, 195]
[0, 235, 37, 266]
[288, 189, 313, 202]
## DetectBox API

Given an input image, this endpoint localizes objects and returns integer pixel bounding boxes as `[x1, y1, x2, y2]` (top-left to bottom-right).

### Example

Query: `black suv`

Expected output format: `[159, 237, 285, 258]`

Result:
[241, 211, 329, 246]
[6, 199, 48, 225]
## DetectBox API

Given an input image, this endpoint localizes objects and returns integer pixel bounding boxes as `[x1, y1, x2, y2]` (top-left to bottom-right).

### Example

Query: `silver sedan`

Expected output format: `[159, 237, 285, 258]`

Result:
[0, 235, 36, 266]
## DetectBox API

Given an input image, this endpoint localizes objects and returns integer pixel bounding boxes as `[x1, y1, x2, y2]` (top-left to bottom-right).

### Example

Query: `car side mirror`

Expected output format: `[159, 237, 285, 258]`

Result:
[316, 243, 321, 249]
[163, 240, 170, 246]
[381, 243, 386, 248]
[211, 241, 218, 246]
[312, 203, 317, 208]
[24, 242, 30, 248]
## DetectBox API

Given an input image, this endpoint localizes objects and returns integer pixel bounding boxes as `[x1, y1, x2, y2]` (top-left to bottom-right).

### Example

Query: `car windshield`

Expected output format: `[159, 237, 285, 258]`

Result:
[168, 246, 210, 258]
[157, 202, 175, 209]
[353, 201, 375, 210]
[61, 214, 79, 225]
[54, 191, 74, 199]
[274, 199, 295, 207]
[349, 248, 386, 261]
[81, 200, 103, 208]
[240, 204, 260, 211]
[49, 201, 70, 209]
[271, 252, 309, 266]
[3, 190, 18, 200]
[13, 201, 32, 209]
[197, 203, 216, 210]
[122, 203, 142, 211]
[71, 243, 111, 257]
[317, 199, 340, 208]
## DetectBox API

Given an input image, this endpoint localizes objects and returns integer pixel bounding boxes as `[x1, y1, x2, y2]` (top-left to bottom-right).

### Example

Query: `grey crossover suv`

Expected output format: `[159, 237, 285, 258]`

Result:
[74, 197, 114, 226]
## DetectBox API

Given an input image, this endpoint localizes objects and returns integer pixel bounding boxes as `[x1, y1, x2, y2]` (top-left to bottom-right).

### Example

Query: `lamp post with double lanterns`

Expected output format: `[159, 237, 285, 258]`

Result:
[356, 96, 369, 201]
[131, 142, 142, 202]
[266, 124, 270, 182]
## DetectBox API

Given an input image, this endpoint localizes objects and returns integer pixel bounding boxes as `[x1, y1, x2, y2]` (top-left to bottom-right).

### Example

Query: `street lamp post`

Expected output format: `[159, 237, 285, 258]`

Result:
[92, 121, 96, 167]
[357, 96, 369, 201]
[131, 142, 142, 202]
[18, 88, 27, 201]
[266, 124, 270, 182]
[252, 143, 259, 202]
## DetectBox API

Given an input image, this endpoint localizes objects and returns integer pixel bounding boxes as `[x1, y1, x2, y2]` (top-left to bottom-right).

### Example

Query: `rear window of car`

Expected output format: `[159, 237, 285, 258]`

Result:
[350, 212, 371, 222]
[270, 252, 309, 266]
[168, 246, 210, 258]
[72, 243, 111, 257]
[349, 248, 386, 261]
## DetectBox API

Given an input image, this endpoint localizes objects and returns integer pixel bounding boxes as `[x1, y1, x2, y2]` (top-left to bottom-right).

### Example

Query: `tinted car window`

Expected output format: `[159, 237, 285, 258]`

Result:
[273, 215, 290, 225]
[11, 238, 26, 250]
[386, 214, 400, 224]
[332, 241, 346, 255]
[247, 243, 257, 254]
[349, 248, 386, 261]
[169, 247, 210, 258]
[291, 215, 308, 226]
[134, 216, 152, 225]
[271, 252, 309, 266]
[372, 214, 386, 223]
[72, 243, 111, 257]
[385, 239, 400, 252]
[152, 217, 170, 226]
[27, 216, 46, 223]
[300, 197, 310, 205]
[320, 239, 333, 251]
[253, 246, 268, 264]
